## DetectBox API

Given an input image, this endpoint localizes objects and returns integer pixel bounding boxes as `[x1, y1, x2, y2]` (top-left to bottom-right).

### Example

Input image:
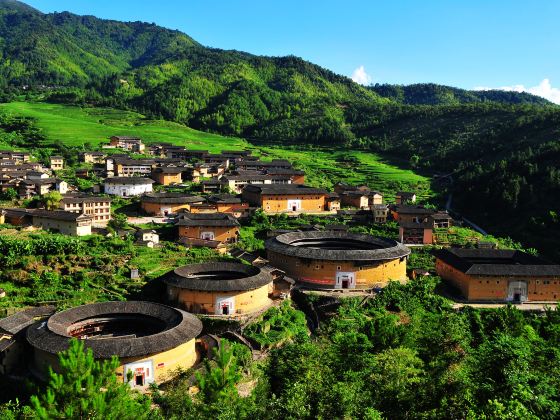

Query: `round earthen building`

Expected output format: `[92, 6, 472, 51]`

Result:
[163, 262, 273, 316]
[265, 230, 410, 289]
[27, 301, 202, 388]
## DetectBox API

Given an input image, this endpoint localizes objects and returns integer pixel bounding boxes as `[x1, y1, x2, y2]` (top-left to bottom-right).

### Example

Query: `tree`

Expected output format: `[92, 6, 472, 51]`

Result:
[196, 342, 242, 404]
[0, 188, 17, 201]
[108, 212, 129, 230]
[29, 339, 153, 419]
[409, 154, 420, 169]
[368, 347, 425, 417]
[41, 191, 63, 211]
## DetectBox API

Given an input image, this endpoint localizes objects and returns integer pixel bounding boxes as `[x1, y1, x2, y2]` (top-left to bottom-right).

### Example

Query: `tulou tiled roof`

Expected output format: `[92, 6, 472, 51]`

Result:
[141, 192, 205, 204]
[5, 208, 93, 222]
[265, 230, 410, 261]
[163, 262, 273, 292]
[27, 301, 202, 359]
[434, 248, 560, 277]
[176, 212, 240, 227]
[152, 167, 185, 174]
[394, 205, 434, 215]
[206, 194, 242, 204]
[243, 184, 327, 195]
[0, 306, 55, 335]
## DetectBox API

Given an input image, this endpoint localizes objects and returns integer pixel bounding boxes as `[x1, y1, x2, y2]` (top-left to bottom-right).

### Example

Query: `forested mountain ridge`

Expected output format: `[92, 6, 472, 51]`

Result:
[0, 0, 198, 87]
[0, 1, 559, 259]
[369, 83, 551, 106]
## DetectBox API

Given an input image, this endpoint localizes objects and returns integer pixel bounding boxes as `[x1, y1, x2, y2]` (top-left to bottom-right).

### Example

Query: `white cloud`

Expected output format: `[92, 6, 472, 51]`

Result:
[351, 65, 373, 85]
[474, 78, 560, 104]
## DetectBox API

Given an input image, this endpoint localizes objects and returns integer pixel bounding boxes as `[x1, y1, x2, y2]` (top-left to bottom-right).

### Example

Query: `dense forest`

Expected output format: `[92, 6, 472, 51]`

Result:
[0, 0, 559, 259]
[4, 277, 560, 419]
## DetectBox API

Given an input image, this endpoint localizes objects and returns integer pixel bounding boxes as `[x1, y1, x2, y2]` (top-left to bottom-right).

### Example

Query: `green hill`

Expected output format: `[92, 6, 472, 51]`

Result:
[0, 0, 549, 143]
[0, 101, 431, 200]
[0, 1, 558, 259]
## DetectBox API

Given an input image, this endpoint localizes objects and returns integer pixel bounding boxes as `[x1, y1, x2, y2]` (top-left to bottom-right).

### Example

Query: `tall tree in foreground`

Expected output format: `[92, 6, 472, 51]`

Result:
[30, 339, 154, 419]
[196, 343, 242, 403]
[155, 342, 256, 419]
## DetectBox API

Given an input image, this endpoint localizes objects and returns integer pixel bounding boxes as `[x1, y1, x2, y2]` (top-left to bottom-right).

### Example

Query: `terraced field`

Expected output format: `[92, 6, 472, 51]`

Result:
[0, 101, 434, 201]
[255, 147, 433, 201]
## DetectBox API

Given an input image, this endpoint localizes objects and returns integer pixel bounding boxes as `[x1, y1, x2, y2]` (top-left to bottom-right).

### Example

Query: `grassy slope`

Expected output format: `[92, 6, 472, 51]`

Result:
[0, 101, 432, 201]
[0, 102, 247, 151]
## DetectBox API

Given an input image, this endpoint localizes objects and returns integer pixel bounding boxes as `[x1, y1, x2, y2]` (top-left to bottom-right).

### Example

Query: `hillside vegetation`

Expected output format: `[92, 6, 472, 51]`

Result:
[369, 83, 551, 106]
[0, 102, 431, 199]
[0, 1, 558, 258]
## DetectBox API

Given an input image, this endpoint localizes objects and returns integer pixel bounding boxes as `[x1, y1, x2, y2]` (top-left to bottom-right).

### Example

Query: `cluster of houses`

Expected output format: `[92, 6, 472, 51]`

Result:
[1, 137, 560, 395]
[1, 136, 559, 307]
[0, 138, 466, 250]
[0, 151, 69, 198]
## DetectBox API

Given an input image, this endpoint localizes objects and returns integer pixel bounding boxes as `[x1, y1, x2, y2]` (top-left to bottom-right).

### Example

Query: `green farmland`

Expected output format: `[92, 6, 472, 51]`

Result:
[0, 102, 248, 152]
[0, 102, 433, 201]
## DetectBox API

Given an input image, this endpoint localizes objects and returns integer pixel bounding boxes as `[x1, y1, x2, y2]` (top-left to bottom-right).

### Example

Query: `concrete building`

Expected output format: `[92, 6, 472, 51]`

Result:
[27, 301, 202, 389]
[49, 156, 64, 171]
[108, 158, 155, 177]
[80, 151, 106, 164]
[140, 193, 205, 216]
[135, 229, 159, 247]
[222, 171, 294, 194]
[266, 230, 410, 290]
[0, 151, 30, 163]
[163, 262, 274, 316]
[108, 136, 145, 153]
[104, 177, 154, 197]
[435, 248, 560, 302]
[18, 179, 68, 198]
[60, 195, 112, 226]
[242, 184, 330, 214]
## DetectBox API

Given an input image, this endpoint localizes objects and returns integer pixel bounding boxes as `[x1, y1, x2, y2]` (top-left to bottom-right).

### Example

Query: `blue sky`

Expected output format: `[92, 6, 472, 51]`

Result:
[24, 0, 560, 102]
